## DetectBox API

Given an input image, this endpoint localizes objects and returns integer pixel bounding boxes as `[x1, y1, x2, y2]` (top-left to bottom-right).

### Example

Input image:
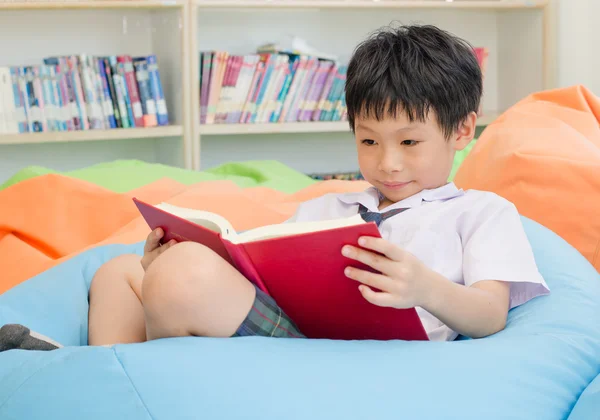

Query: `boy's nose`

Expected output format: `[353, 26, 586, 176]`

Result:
[378, 152, 403, 173]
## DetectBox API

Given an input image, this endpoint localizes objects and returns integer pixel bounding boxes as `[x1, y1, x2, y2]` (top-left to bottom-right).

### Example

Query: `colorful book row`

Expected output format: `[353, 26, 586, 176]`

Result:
[0, 54, 169, 135]
[199, 50, 348, 125]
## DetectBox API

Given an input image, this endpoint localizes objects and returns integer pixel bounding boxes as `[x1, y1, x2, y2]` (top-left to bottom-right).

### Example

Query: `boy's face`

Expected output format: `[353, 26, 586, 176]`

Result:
[354, 110, 476, 205]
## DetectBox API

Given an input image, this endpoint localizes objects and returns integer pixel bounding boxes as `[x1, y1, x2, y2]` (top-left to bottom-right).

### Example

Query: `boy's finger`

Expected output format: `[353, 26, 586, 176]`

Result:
[358, 236, 405, 261]
[144, 228, 164, 253]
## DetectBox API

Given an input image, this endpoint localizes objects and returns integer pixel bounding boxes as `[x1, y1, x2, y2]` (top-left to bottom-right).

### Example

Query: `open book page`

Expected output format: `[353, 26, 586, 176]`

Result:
[231, 213, 366, 244]
[155, 201, 366, 244]
[155, 203, 236, 237]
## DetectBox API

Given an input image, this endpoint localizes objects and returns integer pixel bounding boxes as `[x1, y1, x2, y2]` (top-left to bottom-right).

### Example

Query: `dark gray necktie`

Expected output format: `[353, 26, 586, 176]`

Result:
[358, 204, 409, 227]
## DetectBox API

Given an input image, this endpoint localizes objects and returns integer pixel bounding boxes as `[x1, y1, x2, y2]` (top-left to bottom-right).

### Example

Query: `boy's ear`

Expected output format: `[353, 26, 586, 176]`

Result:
[453, 112, 477, 151]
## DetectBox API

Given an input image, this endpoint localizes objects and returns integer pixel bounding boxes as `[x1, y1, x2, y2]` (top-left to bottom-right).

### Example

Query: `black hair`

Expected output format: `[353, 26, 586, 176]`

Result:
[345, 24, 483, 138]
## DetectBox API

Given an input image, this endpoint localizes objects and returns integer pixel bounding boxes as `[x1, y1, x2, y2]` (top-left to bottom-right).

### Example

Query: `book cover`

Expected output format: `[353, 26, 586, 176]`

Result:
[133, 198, 429, 341]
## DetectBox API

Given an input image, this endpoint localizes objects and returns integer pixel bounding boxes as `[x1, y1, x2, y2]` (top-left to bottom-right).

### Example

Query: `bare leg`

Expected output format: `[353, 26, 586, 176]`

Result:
[142, 242, 256, 340]
[88, 254, 147, 346]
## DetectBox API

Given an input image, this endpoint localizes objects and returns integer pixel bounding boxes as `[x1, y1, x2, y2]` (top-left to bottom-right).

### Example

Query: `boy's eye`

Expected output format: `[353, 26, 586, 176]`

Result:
[361, 139, 376, 146]
[402, 140, 418, 146]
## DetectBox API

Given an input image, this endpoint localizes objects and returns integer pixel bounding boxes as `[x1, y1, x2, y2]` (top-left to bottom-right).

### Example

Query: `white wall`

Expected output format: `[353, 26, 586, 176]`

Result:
[556, 0, 600, 94]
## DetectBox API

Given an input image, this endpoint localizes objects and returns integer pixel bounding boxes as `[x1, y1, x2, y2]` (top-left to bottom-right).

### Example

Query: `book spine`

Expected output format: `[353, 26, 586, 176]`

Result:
[200, 51, 213, 124]
[117, 55, 144, 127]
[146, 54, 168, 126]
[90, 57, 109, 129]
[44, 57, 77, 130]
[133, 58, 158, 127]
[77, 55, 101, 129]
[47, 66, 66, 131]
[223, 56, 243, 124]
[260, 55, 287, 124]
[115, 58, 135, 128]
[271, 55, 299, 123]
[96, 58, 117, 129]
[278, 56, 307, 122]
[287, 57, 317, 122]
[0, 68, 8, 134]
[312, 63, 337, 121]
[0, 67, 18, 134]
[229, 55, 258, 124]
[222, 240, 270, 294]
[240, 60, 264, 124]
[109, 56, 131, 129]
[24, 67, 43, 132]
[39, 66, 56, 131]
[9, 67, 27, 133]
[214, 55, 234, 125]
[250, 54, 275, 124]
[67, 56, 89, 130]
[103, 58, 122, 128]
[301, 60, 326, 121]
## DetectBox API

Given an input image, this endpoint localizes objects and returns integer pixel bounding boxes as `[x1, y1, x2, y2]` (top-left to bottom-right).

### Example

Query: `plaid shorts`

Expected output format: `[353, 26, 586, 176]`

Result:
[233, 286, 305, 338]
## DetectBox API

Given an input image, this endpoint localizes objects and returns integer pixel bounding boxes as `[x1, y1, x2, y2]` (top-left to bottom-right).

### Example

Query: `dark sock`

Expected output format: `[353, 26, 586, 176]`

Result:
[0, 324, 62, 352]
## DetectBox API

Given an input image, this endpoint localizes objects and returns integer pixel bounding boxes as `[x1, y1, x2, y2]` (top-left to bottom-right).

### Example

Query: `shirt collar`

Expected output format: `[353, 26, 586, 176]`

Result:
[337, 182, 464, 211]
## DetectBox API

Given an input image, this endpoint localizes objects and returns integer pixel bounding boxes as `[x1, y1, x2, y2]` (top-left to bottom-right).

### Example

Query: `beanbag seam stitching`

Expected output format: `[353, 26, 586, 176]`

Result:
[112, 348, 155, 420]
[0, 351, 69, 412]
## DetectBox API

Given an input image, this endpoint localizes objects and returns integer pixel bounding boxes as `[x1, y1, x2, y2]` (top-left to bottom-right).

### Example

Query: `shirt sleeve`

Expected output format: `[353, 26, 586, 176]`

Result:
[461, 196, 550, 309]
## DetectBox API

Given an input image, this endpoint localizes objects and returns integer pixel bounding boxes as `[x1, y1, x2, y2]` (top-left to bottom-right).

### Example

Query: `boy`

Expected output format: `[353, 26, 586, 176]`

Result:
[1, 24, 549, 351]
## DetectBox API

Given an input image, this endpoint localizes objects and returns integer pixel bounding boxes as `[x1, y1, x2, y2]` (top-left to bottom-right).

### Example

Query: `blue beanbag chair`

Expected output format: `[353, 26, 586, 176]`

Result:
[0, 217, 599, 420]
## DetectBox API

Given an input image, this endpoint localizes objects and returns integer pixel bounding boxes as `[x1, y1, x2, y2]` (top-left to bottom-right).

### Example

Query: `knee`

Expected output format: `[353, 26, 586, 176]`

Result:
[141, 242, 223, 321]
[90, 254, 142, 296]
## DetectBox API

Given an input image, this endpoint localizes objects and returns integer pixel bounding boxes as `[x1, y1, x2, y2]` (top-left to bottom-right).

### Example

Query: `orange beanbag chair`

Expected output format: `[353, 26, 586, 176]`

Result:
[455, 85, 600, 272]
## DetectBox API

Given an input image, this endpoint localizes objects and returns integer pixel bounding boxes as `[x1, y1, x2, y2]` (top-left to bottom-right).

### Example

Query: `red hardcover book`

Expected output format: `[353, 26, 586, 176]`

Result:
[133, 198, 429, 341]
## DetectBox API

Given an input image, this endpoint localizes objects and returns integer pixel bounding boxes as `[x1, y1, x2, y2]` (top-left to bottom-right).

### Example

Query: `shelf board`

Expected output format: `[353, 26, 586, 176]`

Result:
[195, 0, 548, 10]
[200, 121, 350, 135]
[0, 125, 183, 145]
[0, 1, 185, 10]
[199, 113, 500, 136]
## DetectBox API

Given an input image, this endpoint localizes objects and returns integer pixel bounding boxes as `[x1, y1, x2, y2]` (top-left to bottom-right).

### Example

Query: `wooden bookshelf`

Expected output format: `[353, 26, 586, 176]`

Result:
[0, 0, 193, 171]
[0, 0, 555, 176]
[0, 126, 184, 145]
[195, 0, 549, 10]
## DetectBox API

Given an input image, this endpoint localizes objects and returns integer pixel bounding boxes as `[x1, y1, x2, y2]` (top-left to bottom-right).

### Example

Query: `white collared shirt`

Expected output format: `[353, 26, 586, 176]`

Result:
[288, 183, 550, 341]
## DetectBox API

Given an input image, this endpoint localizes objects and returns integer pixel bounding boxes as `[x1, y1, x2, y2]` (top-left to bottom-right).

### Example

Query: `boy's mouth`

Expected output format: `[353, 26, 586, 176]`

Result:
[381, 181, 412, 190]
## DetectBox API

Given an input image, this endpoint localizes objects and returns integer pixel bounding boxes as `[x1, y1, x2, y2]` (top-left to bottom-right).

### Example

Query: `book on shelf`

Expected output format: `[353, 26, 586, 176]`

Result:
[198, 44, 489, 126]
[133, 198, 429, 341]
[199, 49, 349, 126]
[0, 54, 169, 135]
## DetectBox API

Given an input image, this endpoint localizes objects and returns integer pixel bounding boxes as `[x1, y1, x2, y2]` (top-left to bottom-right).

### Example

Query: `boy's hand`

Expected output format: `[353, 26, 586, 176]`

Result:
[342, 236, 434, 309]
[141, 228, 177, 272]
